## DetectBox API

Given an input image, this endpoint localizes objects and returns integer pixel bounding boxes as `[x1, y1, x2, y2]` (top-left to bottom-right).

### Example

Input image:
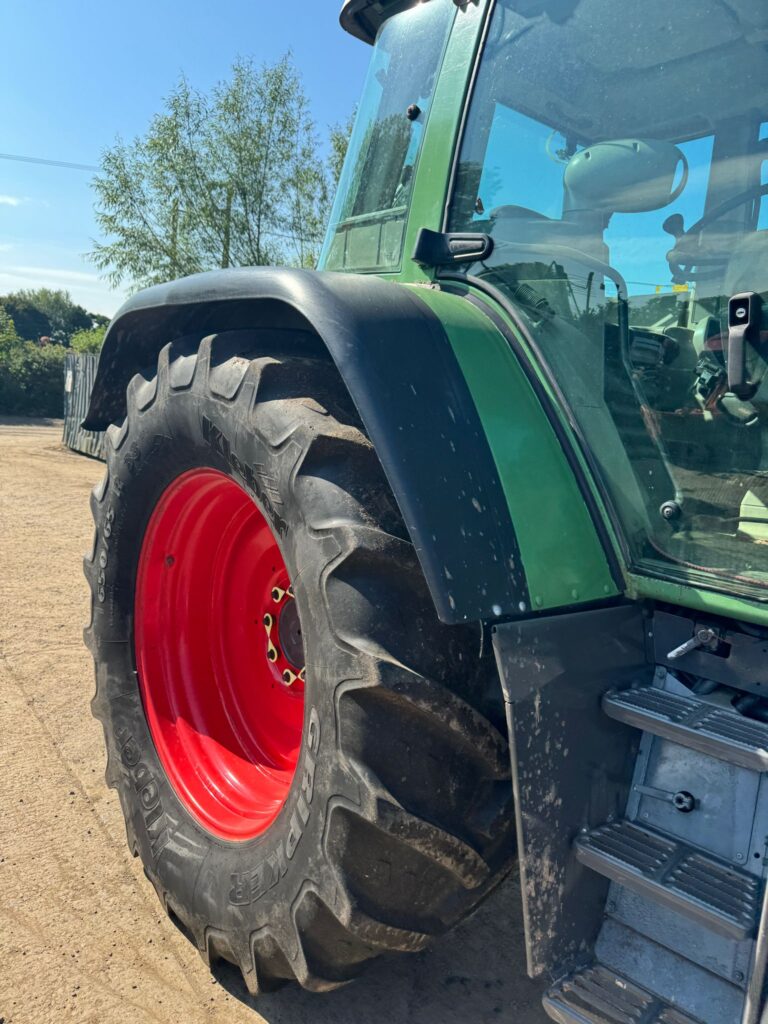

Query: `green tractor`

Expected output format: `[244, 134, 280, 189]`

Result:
[84, 1, 768, 1020]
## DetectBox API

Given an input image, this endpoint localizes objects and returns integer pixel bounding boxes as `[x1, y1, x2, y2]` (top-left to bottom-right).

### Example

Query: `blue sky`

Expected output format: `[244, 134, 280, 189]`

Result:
[0, 1, 370, 316]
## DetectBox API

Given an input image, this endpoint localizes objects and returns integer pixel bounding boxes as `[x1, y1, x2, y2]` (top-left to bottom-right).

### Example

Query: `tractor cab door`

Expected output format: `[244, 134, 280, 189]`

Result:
[447, 0, 768, 603]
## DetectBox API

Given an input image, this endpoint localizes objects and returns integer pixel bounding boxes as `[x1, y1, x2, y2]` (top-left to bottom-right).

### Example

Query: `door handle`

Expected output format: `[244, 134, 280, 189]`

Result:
[727, 291, 761, 399]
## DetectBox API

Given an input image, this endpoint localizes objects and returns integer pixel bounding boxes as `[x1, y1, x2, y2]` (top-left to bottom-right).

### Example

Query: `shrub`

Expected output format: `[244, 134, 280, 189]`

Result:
[0, 339, 67, 417]
[70, 326, 106, 353]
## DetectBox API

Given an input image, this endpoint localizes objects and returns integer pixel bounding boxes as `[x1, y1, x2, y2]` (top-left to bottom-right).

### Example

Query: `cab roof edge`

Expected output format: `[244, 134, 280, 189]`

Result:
[339, 0, 426, 44]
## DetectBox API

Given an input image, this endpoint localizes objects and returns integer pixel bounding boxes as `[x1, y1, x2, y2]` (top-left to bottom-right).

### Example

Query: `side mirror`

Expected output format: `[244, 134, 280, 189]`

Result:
[564, 139, 688, 214]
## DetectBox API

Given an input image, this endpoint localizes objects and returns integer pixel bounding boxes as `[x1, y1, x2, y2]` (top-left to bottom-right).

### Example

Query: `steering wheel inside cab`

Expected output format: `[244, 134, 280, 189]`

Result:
[664, 183, 768, 285]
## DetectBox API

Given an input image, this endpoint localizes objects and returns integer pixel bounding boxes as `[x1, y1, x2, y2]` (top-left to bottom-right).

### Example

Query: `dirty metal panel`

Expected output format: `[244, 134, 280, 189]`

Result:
[595, 918, 744, 1024]
[654, 610, 768, 698]
[543, 961, 705, 1024]
[607, 882, 753, 988]
[63, 353, 105, 460]
[492, 604, 651, 979]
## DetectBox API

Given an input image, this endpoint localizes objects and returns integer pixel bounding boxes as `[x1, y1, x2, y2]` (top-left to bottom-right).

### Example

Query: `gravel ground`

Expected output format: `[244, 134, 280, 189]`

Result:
[0, 419, 548, 1024]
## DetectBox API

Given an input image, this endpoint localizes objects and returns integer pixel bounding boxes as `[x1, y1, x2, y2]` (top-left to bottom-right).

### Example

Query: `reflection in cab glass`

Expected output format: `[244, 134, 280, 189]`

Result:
[449, 0, 768, 599]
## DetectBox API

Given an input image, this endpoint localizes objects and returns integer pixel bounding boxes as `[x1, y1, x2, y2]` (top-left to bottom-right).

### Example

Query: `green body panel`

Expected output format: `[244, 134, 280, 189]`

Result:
[377, 0, 624, 613]
[328, 0, 768, 627]
[412, 285, 619, 609]
[326, 0, 625, 615]
[395, 1, 489, 286]
[626, 573, 768, 628]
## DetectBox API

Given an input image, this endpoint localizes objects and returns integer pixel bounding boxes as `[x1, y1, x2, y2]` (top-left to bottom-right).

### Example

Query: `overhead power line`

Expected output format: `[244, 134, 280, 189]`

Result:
[0, 151, 99, 172]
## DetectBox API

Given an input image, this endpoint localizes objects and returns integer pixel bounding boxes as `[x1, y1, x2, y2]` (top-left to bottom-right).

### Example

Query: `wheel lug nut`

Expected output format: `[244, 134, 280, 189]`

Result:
[263, 613, 272, 627]
[267, 648, 277, 662]
[271, 587, 285, 603]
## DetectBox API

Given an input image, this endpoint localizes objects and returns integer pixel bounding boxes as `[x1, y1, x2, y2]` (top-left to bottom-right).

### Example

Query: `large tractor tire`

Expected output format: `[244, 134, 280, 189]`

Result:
[85, 329, 515, 994]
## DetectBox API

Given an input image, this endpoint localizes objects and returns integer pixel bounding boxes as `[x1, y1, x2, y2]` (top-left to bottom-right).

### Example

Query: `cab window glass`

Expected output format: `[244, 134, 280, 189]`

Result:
[320, 2, 454, 273]
[450, 0, 768, 601]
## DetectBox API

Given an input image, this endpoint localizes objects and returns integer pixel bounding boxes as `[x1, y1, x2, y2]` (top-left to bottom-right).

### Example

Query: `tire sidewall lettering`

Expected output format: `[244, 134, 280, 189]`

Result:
[229, 706, 320, 906]
[116, 725, 171, 861]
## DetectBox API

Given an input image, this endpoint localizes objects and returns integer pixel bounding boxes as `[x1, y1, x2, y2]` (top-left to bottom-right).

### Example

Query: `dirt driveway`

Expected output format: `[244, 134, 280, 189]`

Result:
[0, 420, 547, 1024]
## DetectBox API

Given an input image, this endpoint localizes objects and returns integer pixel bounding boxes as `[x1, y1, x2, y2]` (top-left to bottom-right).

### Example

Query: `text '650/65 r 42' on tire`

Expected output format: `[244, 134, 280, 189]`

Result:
[84, 329, 515, 995]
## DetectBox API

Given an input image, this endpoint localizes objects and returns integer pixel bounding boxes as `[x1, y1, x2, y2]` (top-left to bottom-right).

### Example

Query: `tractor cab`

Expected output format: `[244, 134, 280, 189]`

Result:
[326, 3, 768, 1022]
[329, 0, 768, 604]
[448, 0, 768, 603]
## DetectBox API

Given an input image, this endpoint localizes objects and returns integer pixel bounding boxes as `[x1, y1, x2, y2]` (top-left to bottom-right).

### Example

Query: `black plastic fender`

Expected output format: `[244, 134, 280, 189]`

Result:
[85, 267, 527, 623]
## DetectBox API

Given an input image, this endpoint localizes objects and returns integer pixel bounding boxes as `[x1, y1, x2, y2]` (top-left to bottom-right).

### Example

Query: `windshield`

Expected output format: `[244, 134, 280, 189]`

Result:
[448, 0, 768, 600]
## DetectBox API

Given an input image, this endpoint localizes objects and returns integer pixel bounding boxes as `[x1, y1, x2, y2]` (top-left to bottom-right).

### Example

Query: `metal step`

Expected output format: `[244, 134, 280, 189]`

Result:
[574, 820, 760, 940]
[543, 963, 703, 1024]
[603, 686, 768, 772]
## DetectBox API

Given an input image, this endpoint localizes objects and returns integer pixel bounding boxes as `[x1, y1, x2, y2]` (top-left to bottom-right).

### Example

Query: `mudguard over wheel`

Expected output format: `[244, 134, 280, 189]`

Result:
[85, 329, 515, 993]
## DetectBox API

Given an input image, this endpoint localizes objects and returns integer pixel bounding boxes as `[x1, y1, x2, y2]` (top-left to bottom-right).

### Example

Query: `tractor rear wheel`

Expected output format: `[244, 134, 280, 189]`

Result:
[85, 330, 515, 993]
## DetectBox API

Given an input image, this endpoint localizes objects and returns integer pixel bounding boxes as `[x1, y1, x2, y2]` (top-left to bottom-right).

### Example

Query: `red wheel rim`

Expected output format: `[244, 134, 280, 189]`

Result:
[134, 469, 305, 842]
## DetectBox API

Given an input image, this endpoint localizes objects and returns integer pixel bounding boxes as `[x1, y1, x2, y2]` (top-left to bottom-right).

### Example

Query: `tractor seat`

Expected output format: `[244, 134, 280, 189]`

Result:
[488, 204, 610, 265]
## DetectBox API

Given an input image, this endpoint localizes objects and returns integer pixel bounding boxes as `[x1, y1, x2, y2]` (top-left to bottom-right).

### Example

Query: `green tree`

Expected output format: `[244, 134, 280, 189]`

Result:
[0, 298, 98, 418]
[0, 306, 19, 348]
[90, 56, 351, 289]
[30, 288, 91, 344]
[23, 287, 91, 342]
[70, 326, 106, 353]
[0, 341, 66, 417]
[328, 109, 356, 188]
[1, 289, 97, 344]
[1, 295, 51, 342]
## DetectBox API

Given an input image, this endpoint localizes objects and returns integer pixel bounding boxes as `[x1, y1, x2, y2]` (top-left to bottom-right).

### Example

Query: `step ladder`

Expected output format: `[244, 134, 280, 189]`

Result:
[543, 672, 768, 1024]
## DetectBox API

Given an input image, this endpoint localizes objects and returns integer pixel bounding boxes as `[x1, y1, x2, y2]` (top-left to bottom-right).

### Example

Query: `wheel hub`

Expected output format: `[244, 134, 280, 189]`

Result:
[262, 587, 305, 686]
[134, 468, 305, 842]
[275, 592, 305, 671]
